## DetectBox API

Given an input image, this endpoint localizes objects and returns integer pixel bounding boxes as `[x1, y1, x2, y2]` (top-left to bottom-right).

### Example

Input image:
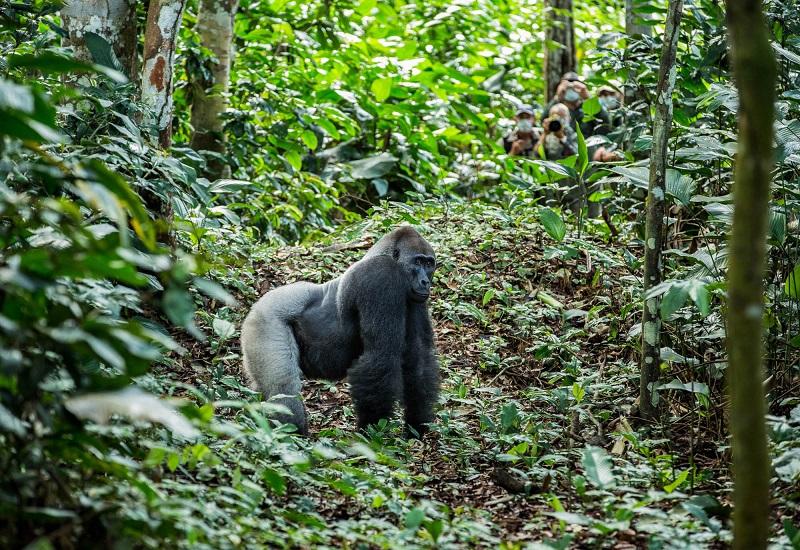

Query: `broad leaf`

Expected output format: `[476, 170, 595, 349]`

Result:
[538, 207, 567, 242]
[371, 77, 393, 102]
[66, 387, 199, 438]
[348, 153, 397, 179]
[581, 446, 615, 489]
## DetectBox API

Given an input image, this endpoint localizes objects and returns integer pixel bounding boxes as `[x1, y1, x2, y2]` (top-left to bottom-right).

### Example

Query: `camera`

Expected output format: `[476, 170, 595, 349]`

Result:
[546, 118, 562, 132]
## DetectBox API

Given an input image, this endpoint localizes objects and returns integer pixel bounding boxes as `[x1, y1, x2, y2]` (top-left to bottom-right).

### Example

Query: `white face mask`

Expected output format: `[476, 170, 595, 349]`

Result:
[564, 88, 580, 103]
[600, 97, 619, 110]
[516, 119, 533, 132]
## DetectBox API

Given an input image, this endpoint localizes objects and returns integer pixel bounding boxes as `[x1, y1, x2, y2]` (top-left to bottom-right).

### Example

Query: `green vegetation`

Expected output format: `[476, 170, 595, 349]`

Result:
[1, 0, 799, 547]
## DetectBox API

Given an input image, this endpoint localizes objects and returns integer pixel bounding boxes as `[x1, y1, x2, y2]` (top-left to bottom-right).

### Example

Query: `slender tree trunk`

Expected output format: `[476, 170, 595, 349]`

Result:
[638, 0, 683, 419]
[141, 0, 187, 149]
[625, 0, 652, 38]
[61, 0, 137, 78]
[190, 0, 239, 179]
[543, 0, 576, 102]
[725, 0, 776, 545]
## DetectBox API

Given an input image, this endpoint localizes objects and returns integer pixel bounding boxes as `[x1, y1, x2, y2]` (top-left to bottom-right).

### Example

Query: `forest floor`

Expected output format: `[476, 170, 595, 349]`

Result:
[159, 201, 795, 548]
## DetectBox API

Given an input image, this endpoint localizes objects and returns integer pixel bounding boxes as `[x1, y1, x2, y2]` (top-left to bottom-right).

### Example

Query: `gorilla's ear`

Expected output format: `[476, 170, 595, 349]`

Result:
[392, 248, 400, 260]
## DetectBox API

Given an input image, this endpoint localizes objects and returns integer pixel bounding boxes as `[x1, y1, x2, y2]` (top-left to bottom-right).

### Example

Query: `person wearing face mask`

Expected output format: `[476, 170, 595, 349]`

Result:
[535, 103, 576, 160]
[542, 72, 612, 139]
[589, 85, 626, 162]
[597, 86, 623, 128]
[502, 105, 540, 157]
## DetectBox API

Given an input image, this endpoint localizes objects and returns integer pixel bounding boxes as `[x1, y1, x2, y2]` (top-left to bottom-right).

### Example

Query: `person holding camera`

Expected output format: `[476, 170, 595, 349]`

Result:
[536, 103, 576, 160]
[501, 105, 539, 157]
[543, 72, 611, 139]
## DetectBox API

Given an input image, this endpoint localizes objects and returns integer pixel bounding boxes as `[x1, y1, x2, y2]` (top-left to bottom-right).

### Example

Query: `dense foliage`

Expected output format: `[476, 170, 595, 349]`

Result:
[1, 0, 799, 547]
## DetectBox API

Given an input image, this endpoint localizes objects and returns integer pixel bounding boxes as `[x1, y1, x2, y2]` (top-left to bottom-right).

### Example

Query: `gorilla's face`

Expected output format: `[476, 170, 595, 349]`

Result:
[405, 253, 436, 302]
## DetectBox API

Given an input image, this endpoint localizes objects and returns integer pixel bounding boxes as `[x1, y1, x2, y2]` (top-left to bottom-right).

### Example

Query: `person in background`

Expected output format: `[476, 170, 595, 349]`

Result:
[536, 103, 576, 160]
[502, 105, 539, 157]
[543, 72, 612, 140]
[597, 85, 623, 128]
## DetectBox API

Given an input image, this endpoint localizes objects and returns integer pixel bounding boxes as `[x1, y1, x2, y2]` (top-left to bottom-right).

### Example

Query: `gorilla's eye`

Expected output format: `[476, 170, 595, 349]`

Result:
[392, 249, 400, 260]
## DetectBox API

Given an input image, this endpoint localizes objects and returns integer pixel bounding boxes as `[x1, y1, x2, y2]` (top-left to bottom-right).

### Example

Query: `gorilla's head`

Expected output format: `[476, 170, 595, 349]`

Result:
[366, 226, 437, 302]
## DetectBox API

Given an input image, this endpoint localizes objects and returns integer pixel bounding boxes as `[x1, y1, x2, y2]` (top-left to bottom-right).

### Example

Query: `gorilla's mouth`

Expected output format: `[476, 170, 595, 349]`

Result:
[412, 290, 430, 300]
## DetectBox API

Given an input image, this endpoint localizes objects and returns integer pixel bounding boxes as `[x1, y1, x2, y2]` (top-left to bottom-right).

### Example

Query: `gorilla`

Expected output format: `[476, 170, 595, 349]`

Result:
[241, 226, 440, 436]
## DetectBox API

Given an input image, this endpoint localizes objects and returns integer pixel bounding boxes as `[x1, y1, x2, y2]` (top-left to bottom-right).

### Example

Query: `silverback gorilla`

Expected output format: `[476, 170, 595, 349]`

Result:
[241, 226, 440, 436]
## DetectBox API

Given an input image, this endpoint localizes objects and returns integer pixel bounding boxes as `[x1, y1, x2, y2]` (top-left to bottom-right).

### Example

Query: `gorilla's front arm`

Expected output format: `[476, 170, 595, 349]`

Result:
[343, 255, 410, 428]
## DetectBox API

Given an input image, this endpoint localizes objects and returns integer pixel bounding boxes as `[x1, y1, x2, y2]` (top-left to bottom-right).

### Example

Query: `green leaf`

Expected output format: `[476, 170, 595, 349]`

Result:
[538, 207, 567, 242]
[84, 31, 125, 74]
[167, 452, 180, 472]
[770, 209, 787, 244]
[0, 79, 34, 113]
[212, 318, 236, 341]
[371, 178, 388, 196]
[482, 289, 495, 305]
[0, 403, 27, 436]
[582, 96, 601, 119]
[665, 169, 696, 206]
[357, 0, 377, 15]
[163, 286, 204, 340]
[688, 281, 710, 316]
[405, 508, 425, 530]
[425, 519, 444, 542]
[785, 264, 800, 298]
[660, 283, 689, 319]
[371, 77, 393, 102]
[301, 130, 318, 150]
[9, 52, 127, 83]
[783, 519, 800, 549]
[193, 278, 236, 306]
[657, 378, 710, 396]
[262, 468, 287, 495]
[664, 469, 690, 493]
[348, 153, 397, 179]
[581, 446, 615, 489]
[83, 159, 156, 249]
[571, 383, 585, 403]
[575, 123, 588, 176]
[285, 150, 303, 171]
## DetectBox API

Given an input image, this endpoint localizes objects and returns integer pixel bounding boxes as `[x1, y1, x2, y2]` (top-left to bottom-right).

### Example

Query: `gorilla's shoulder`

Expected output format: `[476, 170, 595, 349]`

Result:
[341, 255, 408, 300]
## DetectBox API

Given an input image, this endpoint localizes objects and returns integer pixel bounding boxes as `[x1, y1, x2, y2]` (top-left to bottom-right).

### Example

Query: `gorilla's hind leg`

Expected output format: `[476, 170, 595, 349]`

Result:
[241, 285, 312, 435]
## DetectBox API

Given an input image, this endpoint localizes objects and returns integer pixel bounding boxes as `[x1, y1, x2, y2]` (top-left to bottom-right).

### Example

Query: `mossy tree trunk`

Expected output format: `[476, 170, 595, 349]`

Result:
[625, 0, 651, 38]
[638, 0, 682, 419]
[624, 0, 651, 106]
[543, 0, 575, 102]
[189, 0, 239, 180]
[725, 0, 776, 546]
[61, 0, 138, 78]
[141, 0, 187, 149]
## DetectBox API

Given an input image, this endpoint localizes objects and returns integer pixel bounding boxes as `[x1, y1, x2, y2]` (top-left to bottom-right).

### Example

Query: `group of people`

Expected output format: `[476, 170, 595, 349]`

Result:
[502, 72, 623, 163]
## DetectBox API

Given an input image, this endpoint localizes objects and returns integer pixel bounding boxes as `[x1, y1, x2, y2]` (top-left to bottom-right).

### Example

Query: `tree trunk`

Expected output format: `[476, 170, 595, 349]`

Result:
[543, 0, 575, 102]
[638, 0, 683, 420]
[190, 0, 239, 179]
[623, 0, 651, 113]
[61, 0, 137, 78]
[625, 0, 652, 38]
[725, 0, 776, 545]
[141, 0, 187, 149]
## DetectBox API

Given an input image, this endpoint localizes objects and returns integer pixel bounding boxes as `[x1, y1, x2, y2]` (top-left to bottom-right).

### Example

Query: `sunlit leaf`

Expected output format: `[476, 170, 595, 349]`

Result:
[65, 387, 199, 438]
